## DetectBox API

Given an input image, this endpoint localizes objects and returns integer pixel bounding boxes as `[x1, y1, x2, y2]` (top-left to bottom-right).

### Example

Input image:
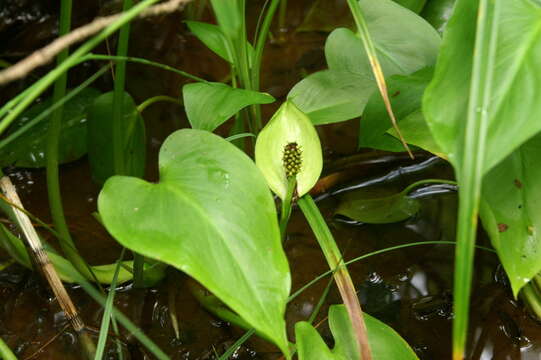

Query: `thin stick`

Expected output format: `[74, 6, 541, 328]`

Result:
[0, 0, 192, 86]
[0, 176, 95, 358]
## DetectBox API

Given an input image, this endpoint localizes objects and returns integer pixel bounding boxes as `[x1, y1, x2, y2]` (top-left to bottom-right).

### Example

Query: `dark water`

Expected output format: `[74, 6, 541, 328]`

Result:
[1, 0, 540, 359]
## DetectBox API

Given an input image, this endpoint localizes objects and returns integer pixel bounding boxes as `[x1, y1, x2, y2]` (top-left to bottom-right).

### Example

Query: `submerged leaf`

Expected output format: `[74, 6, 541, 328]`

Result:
[295, 305, 418, 360]
[255, 101, 322, 200]
[98, 129, 290, 356]
[87, 91, 146, 184]
[0, 88, 100, 168]
[336, 186, 420, 224]
[183, 82, 274, 132]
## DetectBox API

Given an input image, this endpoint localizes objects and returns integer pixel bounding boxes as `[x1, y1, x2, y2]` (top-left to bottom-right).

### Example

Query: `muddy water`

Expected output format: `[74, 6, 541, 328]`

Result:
[1, 0, 541, 359]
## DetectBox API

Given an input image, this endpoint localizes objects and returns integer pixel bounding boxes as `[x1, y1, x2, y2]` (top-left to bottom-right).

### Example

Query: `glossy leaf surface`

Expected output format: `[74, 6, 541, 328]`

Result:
[87, 91, 146, 184]
[296, 305, 418, 360]
[290, 0, 440, 125]
[98, 129, 291, 355]
[0, 88, 100, 168]
[420, 0, 456, 34]
[480, 134, 541, 296]
[325, 0, 440, 78]
[359, 67, 433, 152]
[288, 70, 375, 125]
[183, 82, 274, 132]
[336, 186, 420, 224]
[423, 0, 541, 175]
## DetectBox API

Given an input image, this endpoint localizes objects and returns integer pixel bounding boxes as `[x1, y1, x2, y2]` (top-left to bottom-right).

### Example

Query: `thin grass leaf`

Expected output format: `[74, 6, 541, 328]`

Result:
[94, 250, 125, 360]
[345, 0, 413, 158]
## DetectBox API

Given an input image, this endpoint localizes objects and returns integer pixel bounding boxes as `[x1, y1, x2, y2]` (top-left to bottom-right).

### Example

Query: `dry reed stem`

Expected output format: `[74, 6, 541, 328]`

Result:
[0, 0, 193, 86]
[0, 176, 84, 332]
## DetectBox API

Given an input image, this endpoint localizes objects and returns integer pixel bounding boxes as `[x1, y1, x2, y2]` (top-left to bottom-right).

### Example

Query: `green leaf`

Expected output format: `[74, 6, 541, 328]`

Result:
[394, 0, 427, 13]
[296, 0, 354, 33]
[255, 101, 323, 200]
[423, 0, 541, 175]
[183, 82, 274, 132]
[209, 0, 243, 41]
[295, 305, 418, 360]
[480, 134, 541, 296]
[98, 129, 291, 356]
[0, 88, 100, 168]
[325, 0, 440, 78]
[420, 0, 456, 34]
[359, 67, 433, 151]
[387, 110, 444, 157]
[336, 186, 420, 224]
[87, 91, 146, 184]
[185, 21, 255, 65]
[288, 70, 376, 125]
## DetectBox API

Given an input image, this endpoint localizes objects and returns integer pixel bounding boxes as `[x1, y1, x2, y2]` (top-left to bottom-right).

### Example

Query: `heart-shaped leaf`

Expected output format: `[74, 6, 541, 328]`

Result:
[288, 70, 376, 125]
[480, 134, 541, 296]
[0, 87, 100, 168]
[183, 82, 275, 132]
[420, 0, 456, 34]
[98, 129, 290, 356]
[295, 305, 418, 360]
[325, 0, 440, 78]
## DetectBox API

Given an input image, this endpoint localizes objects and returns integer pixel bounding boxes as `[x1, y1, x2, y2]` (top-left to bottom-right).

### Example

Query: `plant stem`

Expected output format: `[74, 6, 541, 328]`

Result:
[279, 177, 296, 240]
[298, 195, 372, 360]
[136, 95, 181, 113]
[0, 0, 161, 137]
[81, 54, 207, 82]
[45, 0, 92, 281]
[278, 0, 287, 31]
[112, 0, 133, 177]
[0, 336, 17, 360]
[251, 0, 281, 129]
[522, 283, 541, 321]
[0, 66, 107, 151]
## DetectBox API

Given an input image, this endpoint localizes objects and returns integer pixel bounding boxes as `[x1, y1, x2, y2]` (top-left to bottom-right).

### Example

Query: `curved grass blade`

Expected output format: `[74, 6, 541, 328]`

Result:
[345, 0, 413, 158]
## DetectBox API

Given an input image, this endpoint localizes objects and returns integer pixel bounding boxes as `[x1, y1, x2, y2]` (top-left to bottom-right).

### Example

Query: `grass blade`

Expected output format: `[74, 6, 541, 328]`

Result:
[452, 1, 499, 358]
[94, 250, 125, 360]
[345, 0, 413, 158]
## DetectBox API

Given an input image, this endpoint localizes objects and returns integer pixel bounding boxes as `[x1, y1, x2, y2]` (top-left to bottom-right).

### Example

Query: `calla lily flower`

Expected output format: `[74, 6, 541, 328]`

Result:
[255, 101, 323, 200]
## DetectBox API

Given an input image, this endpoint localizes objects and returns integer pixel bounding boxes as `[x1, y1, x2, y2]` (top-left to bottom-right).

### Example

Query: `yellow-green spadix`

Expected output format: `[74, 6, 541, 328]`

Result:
[255, 101, 323, 200]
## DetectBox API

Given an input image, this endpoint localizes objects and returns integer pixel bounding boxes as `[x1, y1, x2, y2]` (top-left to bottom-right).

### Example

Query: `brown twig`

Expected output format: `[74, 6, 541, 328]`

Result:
[0, 176, 95, 358]
[0, 0, 192, 86]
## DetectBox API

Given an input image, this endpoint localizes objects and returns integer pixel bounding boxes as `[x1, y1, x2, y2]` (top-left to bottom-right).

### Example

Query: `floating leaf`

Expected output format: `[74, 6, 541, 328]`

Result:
[87, 91, 146, 184]
[295, 305, 418, 360]
[98, 129, 290, 356]
[0, 88, 100, 168]
[255, 101, 322, 200]
[336, 186, 420, 224]
[480, 134, 541, 296]
[183, 82, 274, 132]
